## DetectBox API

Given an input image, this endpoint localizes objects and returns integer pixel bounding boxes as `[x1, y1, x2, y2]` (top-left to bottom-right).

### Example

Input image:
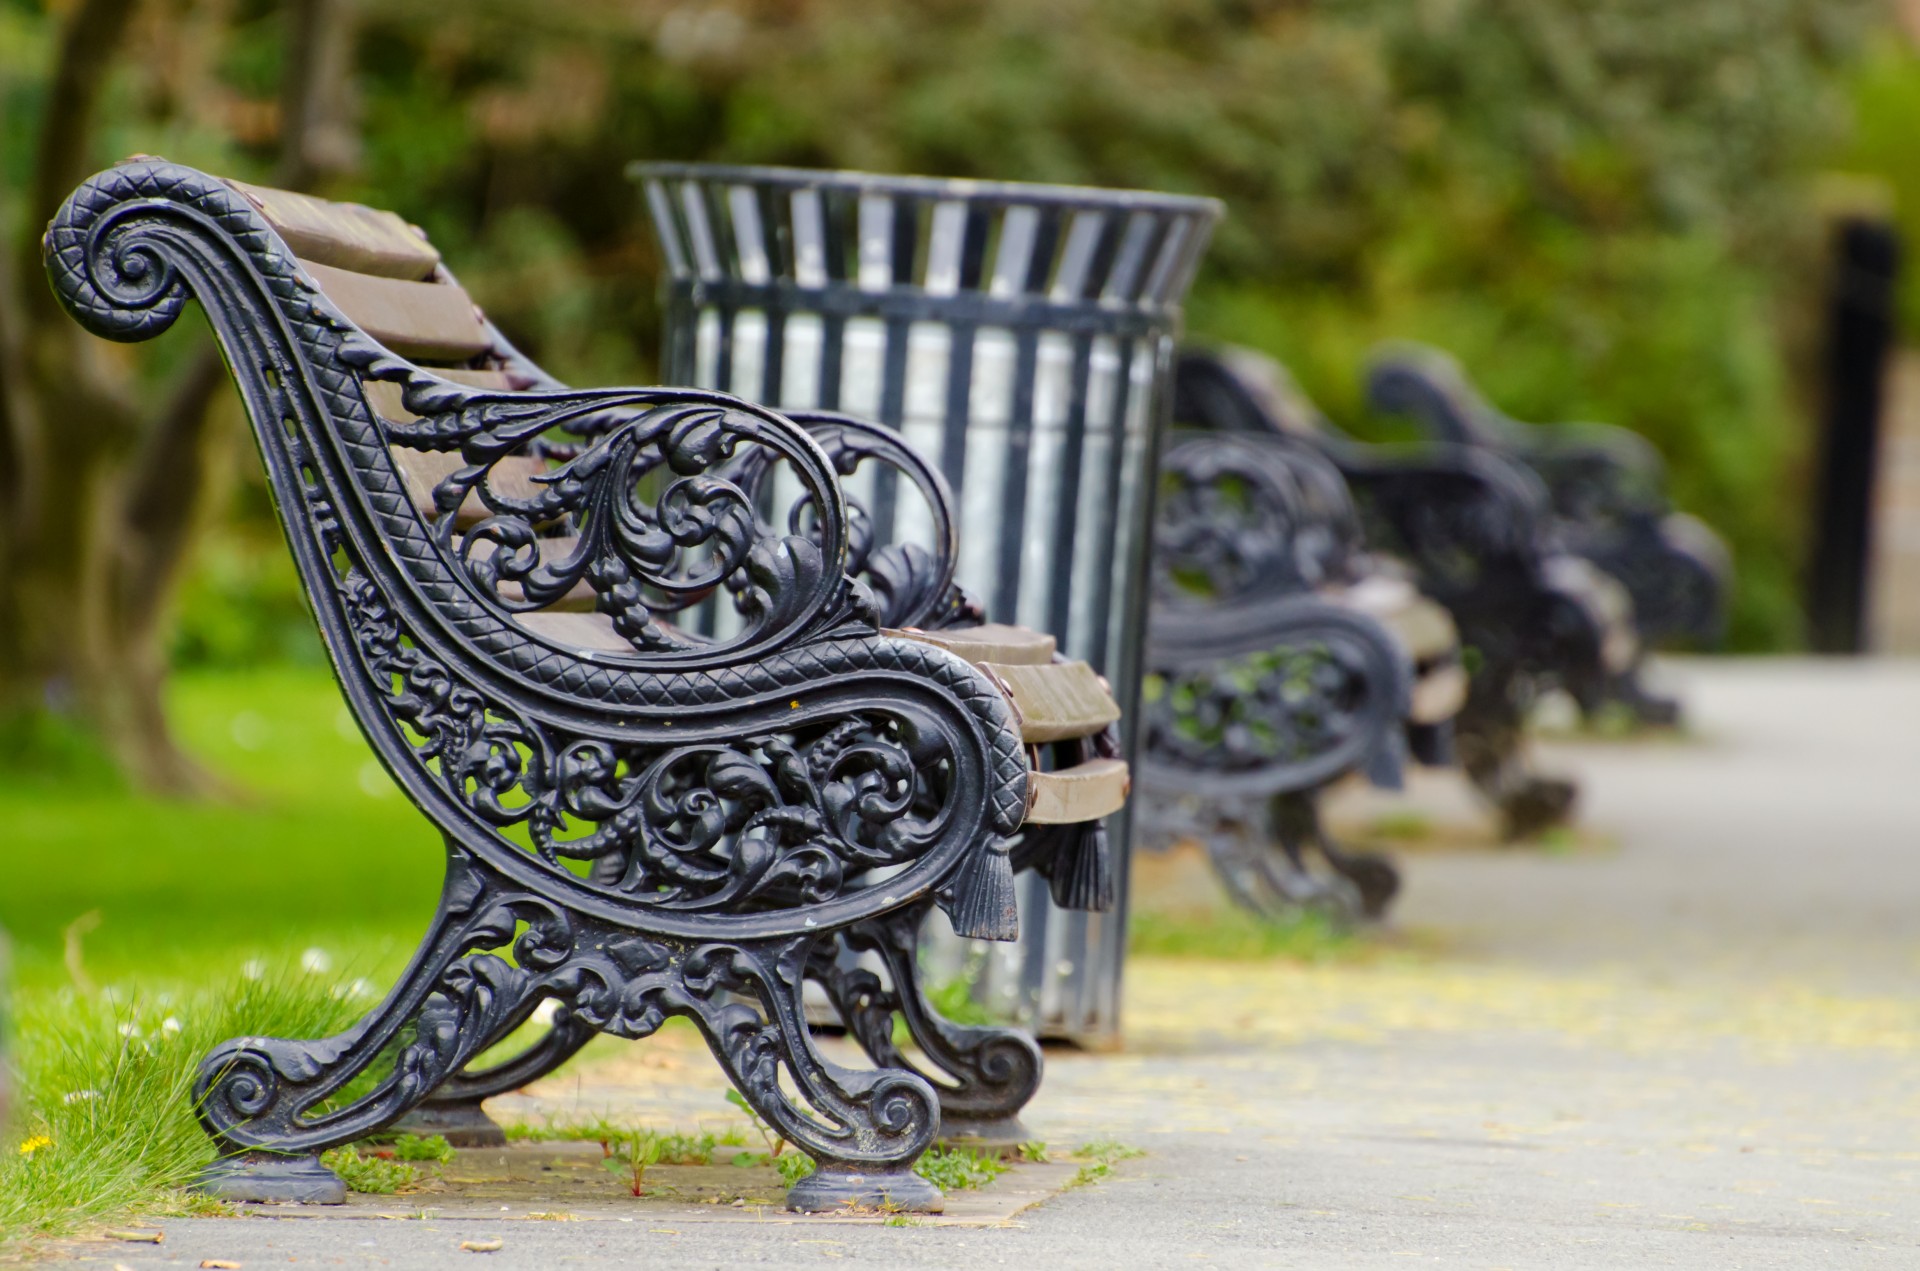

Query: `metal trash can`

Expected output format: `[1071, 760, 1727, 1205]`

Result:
[634, 162, 1218, 1045]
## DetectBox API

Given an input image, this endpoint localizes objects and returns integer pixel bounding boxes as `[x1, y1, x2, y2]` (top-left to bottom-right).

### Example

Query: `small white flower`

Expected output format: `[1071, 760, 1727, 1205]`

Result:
[331, 978, 375, 1001]
[229, 709, 268, 751]
[117, 1022, 141, 1040]
[532, 999, 561, 1027]
[160, 1016, 182, 1038]
[240, 959, 265, 981]
[62, 1089, 99, 1105]
[301, 948, 333, 975]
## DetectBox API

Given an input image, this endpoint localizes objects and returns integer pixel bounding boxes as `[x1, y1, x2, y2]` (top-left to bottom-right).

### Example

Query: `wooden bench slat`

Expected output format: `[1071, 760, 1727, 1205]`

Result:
[1411, 663, 1468, 724]
[364, 375, 516, 425]
[1331, 576, 1459, 664]
[983, 659, 1121, 743]
[386, 445, 551, 528]
[473, 535, 596, 610]
[1025, 757, 1129, 824]
[887, 623, 1056, 667]
[302, 259, 491, 362]
[228, 179, 441, 280]
[513, 610, 632, 653]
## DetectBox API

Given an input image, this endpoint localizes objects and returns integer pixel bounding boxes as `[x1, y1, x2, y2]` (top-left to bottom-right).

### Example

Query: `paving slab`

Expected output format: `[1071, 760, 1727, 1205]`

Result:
[44, 658, 1920, 1269]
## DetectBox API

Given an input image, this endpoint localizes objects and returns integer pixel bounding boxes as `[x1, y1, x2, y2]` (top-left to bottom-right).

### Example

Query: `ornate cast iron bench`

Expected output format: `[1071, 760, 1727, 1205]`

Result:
[44, 160, 1123, 1212]
[1139, 428, 1463, 920]
[407, 411, 1125, 1152]
[1174, 346, 1638, 840]
[1366, 341, 1730, 726]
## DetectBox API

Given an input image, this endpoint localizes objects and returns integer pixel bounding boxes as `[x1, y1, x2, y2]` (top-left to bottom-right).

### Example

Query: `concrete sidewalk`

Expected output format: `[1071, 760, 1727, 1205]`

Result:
[58, 659, 1920, 1269]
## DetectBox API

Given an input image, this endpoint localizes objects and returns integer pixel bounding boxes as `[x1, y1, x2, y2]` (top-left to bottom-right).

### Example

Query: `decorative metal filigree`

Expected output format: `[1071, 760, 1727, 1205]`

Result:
[1176, 347, 1627, 839]
[44, 159, 1033, 1210]
[1365, 343, 1731, 723]
[1140, 429, 1414, 921]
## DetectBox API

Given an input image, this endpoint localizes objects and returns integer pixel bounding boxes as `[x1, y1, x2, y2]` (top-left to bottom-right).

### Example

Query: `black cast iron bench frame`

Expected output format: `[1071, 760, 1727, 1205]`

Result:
[1173, 346, 1637, 840]
[1366, 341, 1729, 726]
[43, 160, 1109, 1213]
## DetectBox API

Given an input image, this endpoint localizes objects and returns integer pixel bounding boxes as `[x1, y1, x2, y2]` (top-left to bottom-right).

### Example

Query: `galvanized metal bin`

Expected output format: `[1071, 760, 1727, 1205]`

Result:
[634, 162, 1218, 1045]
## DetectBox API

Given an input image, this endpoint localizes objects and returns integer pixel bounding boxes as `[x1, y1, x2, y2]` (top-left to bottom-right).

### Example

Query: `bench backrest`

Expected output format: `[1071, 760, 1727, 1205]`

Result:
[44, 159, 1034, 941]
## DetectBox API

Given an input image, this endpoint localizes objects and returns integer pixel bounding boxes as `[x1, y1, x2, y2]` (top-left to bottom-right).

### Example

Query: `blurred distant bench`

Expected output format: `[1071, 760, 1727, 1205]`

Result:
[44, 160, 1124, 1210]
[1367, 342, 1729, 726]
[1172, 346, 1638, 839]
[1137, 428, 1464, 919]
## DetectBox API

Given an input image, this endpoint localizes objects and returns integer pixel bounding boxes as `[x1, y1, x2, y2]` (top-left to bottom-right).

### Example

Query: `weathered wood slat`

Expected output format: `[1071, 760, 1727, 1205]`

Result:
[385, 445, 551, 528]
[1332, 576, 1459, 664]
[982, 659, 1120, 743]
[1025, 757, 1129, 824]
[887, 623, 1056, 666]
[474, 535, 596, 610]
[1410, 663, 1468, 724]
[227, 179, 441, 280]
[302, 259, 491, 362]
[513, 610, 633, 654]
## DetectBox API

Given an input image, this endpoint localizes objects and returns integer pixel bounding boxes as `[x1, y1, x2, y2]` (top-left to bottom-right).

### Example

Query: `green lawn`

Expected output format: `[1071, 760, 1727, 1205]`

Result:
[3, 666, 444, 992]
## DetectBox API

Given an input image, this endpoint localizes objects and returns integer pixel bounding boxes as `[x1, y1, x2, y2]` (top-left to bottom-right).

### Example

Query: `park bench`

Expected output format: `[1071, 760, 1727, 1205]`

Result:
[406, 410, 1124, 1151]
[1366, 342, 1730, 726]
[1174, 346, 1638, 839]
[1139, 428, 1465, 919]
[44, 159, 1126, 1211]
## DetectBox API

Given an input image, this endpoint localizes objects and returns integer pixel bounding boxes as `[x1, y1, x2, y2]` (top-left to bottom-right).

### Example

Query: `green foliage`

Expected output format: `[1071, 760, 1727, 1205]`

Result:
[913, 1145, 1007, 1192]
[600, 1130, 664, 1197]
[1130, 906, 1360, 962]
[923, 973, 999, 1028]
[1838, 36, 1920, 337]
[773, 1151, 816, 1188]
[1067, 1139, 1146, 1188]
[0, 971, 361, 1259]
[321, 1145, 418, 1195]
[0, 0, 1889, 668]
[390, 1133, 456, 1164]
[1018, 1140, 1050, 1164]
[0, 666, 442, 990]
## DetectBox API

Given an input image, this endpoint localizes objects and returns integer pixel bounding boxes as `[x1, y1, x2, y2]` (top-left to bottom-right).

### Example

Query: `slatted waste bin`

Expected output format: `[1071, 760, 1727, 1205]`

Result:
[635, 162, 1218, 1045]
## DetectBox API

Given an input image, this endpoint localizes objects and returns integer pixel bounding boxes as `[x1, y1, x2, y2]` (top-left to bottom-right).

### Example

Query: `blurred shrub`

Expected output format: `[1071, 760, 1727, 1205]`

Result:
[1840, 35, 1920, 338]
[2, 0, 1888, 656]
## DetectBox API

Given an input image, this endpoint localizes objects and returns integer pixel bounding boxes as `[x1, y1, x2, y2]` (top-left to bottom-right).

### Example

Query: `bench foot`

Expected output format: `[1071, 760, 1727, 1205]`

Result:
[1457, 675, 1579, 842]
[389, 1097, 507, 1149]
[405, 1006, 599, 1146]
[1499, 776, 1579, 841]
[813, 903, 1044, 1138]
[192, 1152, 345, 1205]
[786, 1166, 945, 1213]
[1273, 791, 1400, 919]
[936, 1114, 1034, 1152]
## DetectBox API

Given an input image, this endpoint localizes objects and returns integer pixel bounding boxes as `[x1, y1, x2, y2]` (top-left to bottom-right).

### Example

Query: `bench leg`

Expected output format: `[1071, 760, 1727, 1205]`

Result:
[1270, 791, 1400, 920]
[393, 1005, 599, 1146]
[1607, 659, 1684, 729]
[683, 935, 944, 1213]
[1456, 670, 1578, 840]
[1190, 795, 1362, 921]
[191, 855, 556, 1203]
[811, 902, 1044, 1150]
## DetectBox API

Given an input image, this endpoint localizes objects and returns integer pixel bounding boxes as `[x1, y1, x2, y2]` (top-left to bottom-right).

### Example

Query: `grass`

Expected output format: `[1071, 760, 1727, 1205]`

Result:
[2, 666, 444, 991]
[1066, 1139, 1145, 1189]
[0, 969, 362, 1259]
[1128, 906, 1361, 962]
[0, 667, 568, 1256]
[912, 1144, 1006, 1191]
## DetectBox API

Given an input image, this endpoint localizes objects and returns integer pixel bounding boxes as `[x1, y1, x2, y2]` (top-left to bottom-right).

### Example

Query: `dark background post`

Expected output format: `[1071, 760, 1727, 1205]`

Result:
[1807, 215, 1902, 654]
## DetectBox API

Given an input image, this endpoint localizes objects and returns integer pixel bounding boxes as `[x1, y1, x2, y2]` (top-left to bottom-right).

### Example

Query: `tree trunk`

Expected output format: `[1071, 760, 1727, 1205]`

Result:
[0, 0, 361, 794]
